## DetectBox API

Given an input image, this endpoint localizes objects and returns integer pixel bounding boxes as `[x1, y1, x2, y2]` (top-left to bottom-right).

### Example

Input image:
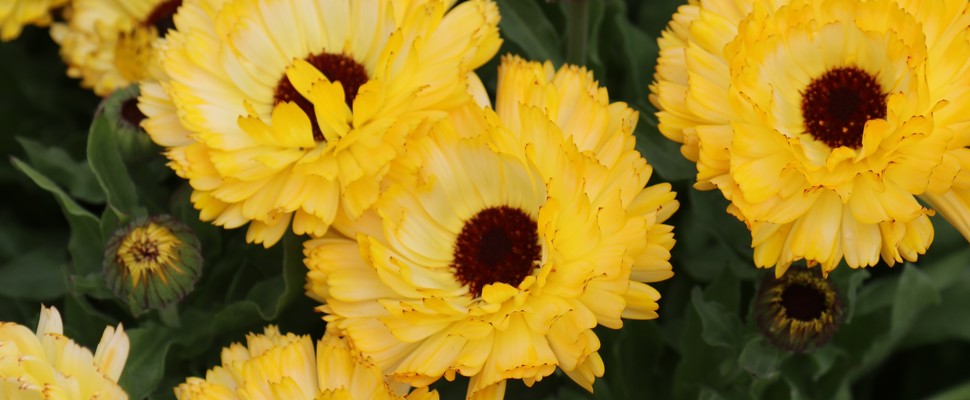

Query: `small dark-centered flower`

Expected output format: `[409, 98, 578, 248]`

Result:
[100, 84, 157, 162]
[104, 215, 202, 315]
[755, 266, 844, 353]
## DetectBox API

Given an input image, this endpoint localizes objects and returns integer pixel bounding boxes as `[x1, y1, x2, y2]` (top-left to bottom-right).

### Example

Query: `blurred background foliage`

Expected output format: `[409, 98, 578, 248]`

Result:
[1, 0, 969, 399]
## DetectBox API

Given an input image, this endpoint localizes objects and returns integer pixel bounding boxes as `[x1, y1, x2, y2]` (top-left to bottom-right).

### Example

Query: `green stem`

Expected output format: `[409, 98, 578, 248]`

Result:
[565, 0, 589, 65]
[159, 304, 181, 327]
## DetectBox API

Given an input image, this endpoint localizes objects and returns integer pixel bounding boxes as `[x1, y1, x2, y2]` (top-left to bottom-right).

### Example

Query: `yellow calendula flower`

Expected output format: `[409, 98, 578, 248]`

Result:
[651, 0, 970, 276]
[50, 0, 182, 95]
[174, 326, 437, 400]
[305, 103, 677, 398]
[138, 0, 501, 247]
[0, 306, 129, 399]
[0, 0, 66, 41]
[492, 55, 679, 291]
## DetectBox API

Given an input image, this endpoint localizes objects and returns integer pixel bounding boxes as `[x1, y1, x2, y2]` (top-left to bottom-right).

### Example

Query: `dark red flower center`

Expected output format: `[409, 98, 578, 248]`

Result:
[780, 283, 826, 321]
[126, 239, 161, 264]
[273, 53, 369, 142]
[801, 66, 886, 149]
[452, 206, 542, 298]
[143, 0, 182, 36]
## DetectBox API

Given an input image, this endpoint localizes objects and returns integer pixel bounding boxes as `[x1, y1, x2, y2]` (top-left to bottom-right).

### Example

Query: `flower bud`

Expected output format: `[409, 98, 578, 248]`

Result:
[103, 215, 202, 315]
[99, 84, 158, 162]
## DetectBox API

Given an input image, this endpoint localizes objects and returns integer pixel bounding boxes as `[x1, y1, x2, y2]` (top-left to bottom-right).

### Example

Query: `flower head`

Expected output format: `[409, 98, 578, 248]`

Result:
[0, 0, 67, 41]
[0, 306, 129, 399]
[651, 0, 970, 275]
[51, 0, 182, 95]
[755, 266, 844, 352]
[494, 55, 678, 291]
[305, 95, 676, 398]
[173, 326, 436, 400]
[104, 215, 202, 315]
[138, 0, 502, 247]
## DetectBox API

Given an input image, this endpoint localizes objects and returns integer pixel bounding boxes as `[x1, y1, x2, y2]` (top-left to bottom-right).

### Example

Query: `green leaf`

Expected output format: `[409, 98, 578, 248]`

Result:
[246, 232, 310, 319]
[0, 214, 62, 268]
[71, 275, 115, 300]
[807, 345, 846, 380]
[607, 11, 656, 104]
[496, 0, 564, 64]
[11, 157, 103, 276]
[0, 298, 38, 326]
[600, 6, 698, 182]
[926, 380, 970, 400]
[634, 0, 685, 38]
[852, 278, 895, 317]
[176, 301, 265, 355]
[581, 0, 606, 77]
[87, 111, 146, 219]
[635, 116, 698, 183]
[605, 8, 700, 182]
[704, 268, 742, 314]
[738, 337, 787, 379]
[920, 245, 970, 292]
[17, 137, 105, 203]
[900, 263, 970, 346]
[603, 320, 668, 399]
[61, 295, 116, 347]
[750, 377, 786, 400]
[170, 184, 221, 257]
[119, 324, 179, 400]
[100, 207, 123, 245]
[688, 189, 752, 261]
[589, 380, 614, 400]
[698, 387, 729, 400]
[851, 264, 941, 375]
[674, 217, 728, 281]
[890, 264, 941, 334]
[780, 353, 825, 400]
[674, 290, 736, 399]
[0, 246, 67, 300]
[545, 386, 594, 400]
[836, 268, 869, 324]
[691, 287, 743, 349]
[854, 248, 967, 317]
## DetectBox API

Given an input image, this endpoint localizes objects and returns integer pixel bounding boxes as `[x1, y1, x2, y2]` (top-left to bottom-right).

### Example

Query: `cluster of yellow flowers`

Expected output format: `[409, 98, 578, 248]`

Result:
[131, 0, 676, 396]
[4, 0, 970, 397]
[6, 0, 680, 398]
